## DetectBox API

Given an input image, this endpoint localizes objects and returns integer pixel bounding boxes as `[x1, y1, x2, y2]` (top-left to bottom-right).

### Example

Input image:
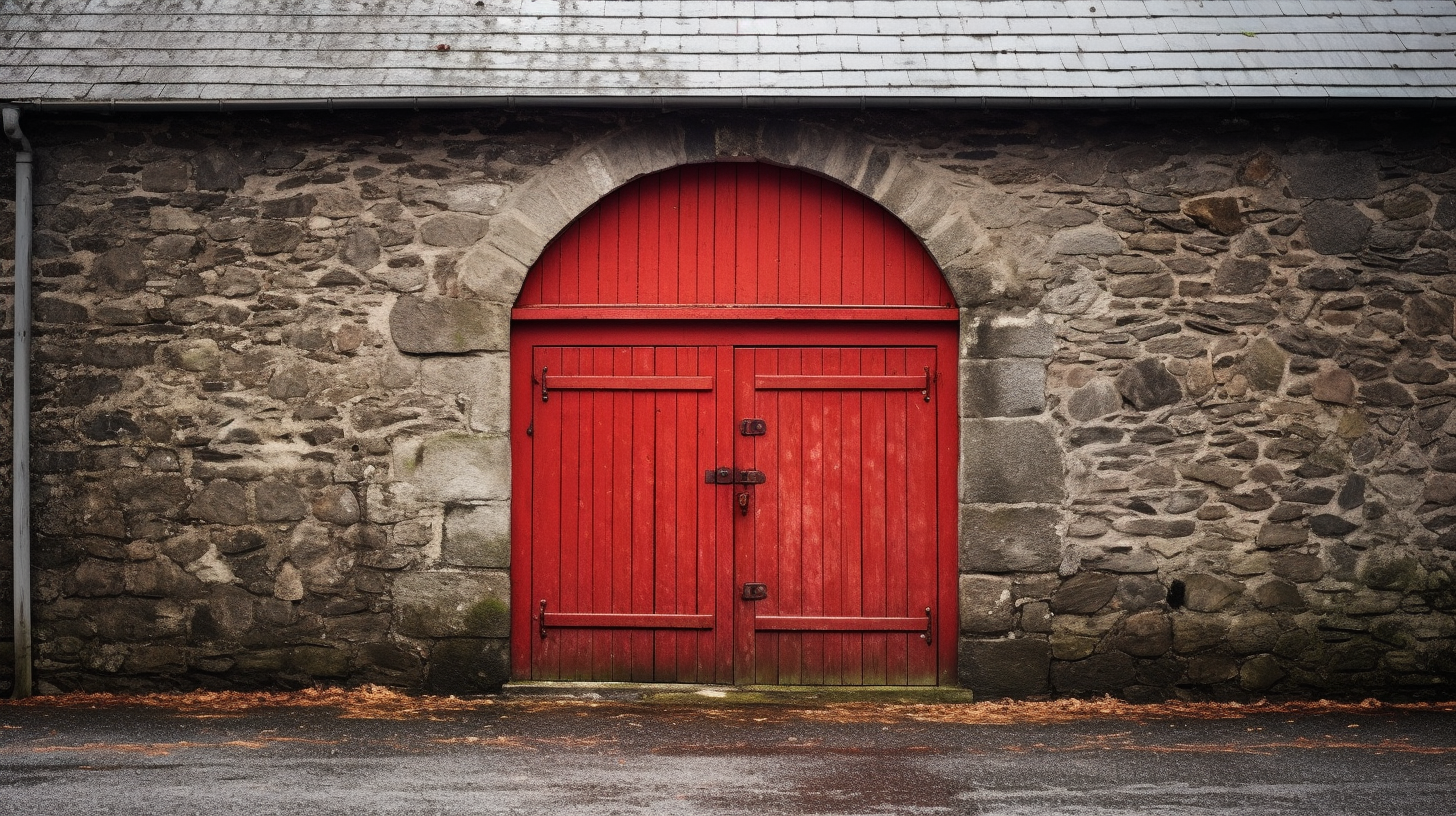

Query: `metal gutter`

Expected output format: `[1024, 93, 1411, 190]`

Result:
[2, 107, 31, 699]
[9, 94, 1455, 113]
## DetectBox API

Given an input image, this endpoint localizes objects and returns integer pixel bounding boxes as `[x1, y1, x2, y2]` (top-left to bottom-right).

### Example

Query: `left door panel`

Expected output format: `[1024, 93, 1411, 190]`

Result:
[521, 345, 734, 682]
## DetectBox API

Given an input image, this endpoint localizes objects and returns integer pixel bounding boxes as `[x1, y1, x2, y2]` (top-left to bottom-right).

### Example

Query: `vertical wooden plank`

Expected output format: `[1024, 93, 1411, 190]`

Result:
[652, 346, 678, 681]
[628, 346, 656, 679]
[713, 165, 736, 305]
[564, 347, 593, 680]
[882, 349, 912, 686]
[840, 348, 866, 684]
[798, 174, 822, 304]
[858, 347, 890, 684]
[605, 347, 632, 679]
[800, 347, 829, 684]
[730, 346, 757, 684]
[660, 169, 682, 305]
[904, 347, 941, 685]
[734, 164, 758, 304]
[521, 346, 553, 679]
[837, 186, 864, 309]
[818, 347, 845, 684]
[635, 172, 659, 305]
[670, 347, 697, 680]
[678, 164, 694, 305]
[776, 167, 802, 304]
[694, 166, 716, 307]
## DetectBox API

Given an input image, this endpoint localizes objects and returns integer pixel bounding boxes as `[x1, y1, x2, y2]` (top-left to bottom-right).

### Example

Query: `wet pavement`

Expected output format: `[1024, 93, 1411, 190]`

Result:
[1, 691, 1453, 815]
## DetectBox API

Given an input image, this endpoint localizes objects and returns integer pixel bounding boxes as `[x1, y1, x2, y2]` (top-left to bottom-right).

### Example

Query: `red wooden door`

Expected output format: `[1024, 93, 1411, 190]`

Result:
[523, 343, 734, 683]
[511, 163, 959, 685]
[734, 346, 942, 685]
[514, 325, 956, 685]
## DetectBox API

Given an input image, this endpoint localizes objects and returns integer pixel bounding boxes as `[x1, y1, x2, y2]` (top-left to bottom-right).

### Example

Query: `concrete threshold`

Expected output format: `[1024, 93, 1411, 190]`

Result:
[502, 681, 975, 705]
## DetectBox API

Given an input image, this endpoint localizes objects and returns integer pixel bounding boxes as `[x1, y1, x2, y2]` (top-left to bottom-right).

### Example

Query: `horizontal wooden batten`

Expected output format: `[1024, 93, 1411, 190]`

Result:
[544, 375, 714, 391]
[754, 374, 926, 390]
[753, 615, 929, 633]
[512, 306, 960, 322]
[542, 612, 715, 630]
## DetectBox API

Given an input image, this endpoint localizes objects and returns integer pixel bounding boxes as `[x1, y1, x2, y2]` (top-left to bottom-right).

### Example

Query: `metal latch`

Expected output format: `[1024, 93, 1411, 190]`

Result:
[704, 468, 767, 485]
[742, 583, 768, 601]
[739, 418, 767, 436]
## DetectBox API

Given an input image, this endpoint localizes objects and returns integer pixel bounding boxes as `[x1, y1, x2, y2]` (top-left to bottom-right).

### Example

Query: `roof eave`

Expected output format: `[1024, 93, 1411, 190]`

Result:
[9, 94, 1456, 114]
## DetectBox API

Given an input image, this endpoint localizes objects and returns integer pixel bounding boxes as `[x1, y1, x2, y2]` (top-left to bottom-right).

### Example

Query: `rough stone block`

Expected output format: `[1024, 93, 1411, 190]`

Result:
[957, 637, 1051, 698]
[1303, 201, 1373, 256]
[961, 311, 1056, 359]
[458, 243, 529, 301]
[959, 359, 1045, 418]
[483, 209, 553, 267]
[420, 212, 490, 247]
[594, 125, 687, 187]
[1285, 154, 1379, 200]
[1109, 610, 1173, 658]
[795, 127, 871, 184]
[959, 574, 1015, 634]
[1051, 652, 1136, 693]
[960, 419, 1064, 504]
[1171, 613, 1228, 654]
[713, 120, 763, 157]
[1107, 273, 1174, 299]
[1182, 573, 1244, 612]
[423, 352, 510, 433]
[1049, 572, 1118, 614]
[1242, 337, 1287, 392]
[255, 481, 307, 522]
[1109, 516, 1193, 539]
[312, 485, 361, 526]
[187, 480, 248, 526]
[430, 181, 509, 215]
[1066, 378, 1122, 421]
[427, 637, 511, 694]
[392, 570, 510, 638]
[922, 211, 983, 267]
[389, 295, 509, 354]
[544, 153, 617, 222]
[396, 432, 510, 503]
[896, 178, 957, 237]
[959, 505, 1061, 573]
[1048, 225, 1122, 256]
[512, 181, 576, 241]
[1115, 358, 1181, 410]
[443, 503, 510, 568]
[1182, 196, 1244, 235]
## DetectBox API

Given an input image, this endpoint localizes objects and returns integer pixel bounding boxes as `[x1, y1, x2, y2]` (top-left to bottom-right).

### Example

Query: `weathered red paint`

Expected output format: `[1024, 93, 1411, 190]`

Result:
[510, 163, 957, 685]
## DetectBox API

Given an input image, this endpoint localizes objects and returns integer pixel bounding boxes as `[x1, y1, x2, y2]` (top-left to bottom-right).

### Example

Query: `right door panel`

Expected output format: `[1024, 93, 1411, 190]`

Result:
[734, 346, 942, 685]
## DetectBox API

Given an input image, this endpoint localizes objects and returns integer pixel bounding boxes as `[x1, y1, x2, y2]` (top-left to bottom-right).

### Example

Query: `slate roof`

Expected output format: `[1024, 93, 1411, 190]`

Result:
[2, 0, 1454, 108]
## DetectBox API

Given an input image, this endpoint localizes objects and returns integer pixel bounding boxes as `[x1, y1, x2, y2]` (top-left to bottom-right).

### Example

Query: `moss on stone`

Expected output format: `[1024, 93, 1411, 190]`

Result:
[464, 596, 510, 635]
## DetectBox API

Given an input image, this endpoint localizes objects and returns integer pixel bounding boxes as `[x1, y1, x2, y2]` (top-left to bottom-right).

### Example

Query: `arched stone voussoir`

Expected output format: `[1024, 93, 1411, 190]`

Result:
[591, 122, 691, 189]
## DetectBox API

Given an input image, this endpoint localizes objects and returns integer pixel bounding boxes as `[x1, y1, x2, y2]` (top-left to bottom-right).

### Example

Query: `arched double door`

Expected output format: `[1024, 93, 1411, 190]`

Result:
[510, 163, 958, 685]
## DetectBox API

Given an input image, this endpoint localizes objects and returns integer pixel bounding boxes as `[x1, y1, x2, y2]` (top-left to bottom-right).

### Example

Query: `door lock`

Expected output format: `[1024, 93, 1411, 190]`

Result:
[736, 491, 750, 515]
[704, 468, 767, 485]
[742, 582, 768, 601]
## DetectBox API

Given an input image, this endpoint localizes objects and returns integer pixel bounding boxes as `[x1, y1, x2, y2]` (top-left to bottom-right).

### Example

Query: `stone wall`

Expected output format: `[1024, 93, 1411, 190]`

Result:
[0, 107, 1452, 699]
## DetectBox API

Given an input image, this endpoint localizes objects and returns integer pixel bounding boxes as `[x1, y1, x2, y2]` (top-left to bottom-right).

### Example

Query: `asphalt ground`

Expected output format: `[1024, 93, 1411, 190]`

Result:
[1, 690, 1453, 816]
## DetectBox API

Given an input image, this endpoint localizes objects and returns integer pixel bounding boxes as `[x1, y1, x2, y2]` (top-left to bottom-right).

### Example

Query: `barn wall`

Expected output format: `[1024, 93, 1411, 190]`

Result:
[1, 108, 1454, 698]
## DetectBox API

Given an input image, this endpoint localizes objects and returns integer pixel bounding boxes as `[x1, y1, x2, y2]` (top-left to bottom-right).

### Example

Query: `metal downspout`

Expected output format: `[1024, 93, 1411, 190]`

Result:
[3, 107, 32, 698]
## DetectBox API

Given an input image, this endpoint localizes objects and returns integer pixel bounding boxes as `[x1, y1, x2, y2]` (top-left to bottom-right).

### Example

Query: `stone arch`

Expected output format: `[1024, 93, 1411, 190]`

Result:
[452, 118, 990, 309]
[385, 116, 1067, 693]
